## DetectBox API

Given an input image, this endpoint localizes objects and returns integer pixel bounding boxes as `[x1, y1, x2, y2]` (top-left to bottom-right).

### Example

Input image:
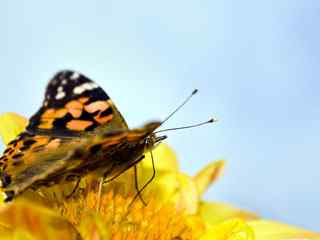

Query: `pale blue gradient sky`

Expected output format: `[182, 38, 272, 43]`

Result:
[0, 1, 319, 230]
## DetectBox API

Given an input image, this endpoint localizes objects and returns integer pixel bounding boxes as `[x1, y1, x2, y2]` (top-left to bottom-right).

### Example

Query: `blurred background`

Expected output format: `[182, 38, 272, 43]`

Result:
[0, 1, 319, 231]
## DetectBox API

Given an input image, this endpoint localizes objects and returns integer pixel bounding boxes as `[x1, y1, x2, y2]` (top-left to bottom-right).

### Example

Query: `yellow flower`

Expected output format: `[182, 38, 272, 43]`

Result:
[200, 219, 255, 240]
[0, 112, 28, 145]
[248, 220, 320, 240]
[0, 199, 80, 240]
[0, 112, 319, 240]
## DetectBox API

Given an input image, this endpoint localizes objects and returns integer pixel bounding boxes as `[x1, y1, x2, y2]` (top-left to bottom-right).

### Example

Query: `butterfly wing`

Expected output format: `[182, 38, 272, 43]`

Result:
[1, 122, 161, 201]
[2, 146, 78, 201]
[0, 70, 129, 171]
[27, 70, 128, 136]
[0, 70, 138, 200]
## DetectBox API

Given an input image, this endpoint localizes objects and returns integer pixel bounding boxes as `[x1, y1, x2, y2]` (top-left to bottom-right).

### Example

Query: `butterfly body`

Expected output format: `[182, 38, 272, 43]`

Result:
[0, 71, 162, 201]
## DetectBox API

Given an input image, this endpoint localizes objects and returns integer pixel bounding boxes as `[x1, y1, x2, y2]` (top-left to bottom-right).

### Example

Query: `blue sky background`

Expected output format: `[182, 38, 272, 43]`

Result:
[0, 1, 319, 231]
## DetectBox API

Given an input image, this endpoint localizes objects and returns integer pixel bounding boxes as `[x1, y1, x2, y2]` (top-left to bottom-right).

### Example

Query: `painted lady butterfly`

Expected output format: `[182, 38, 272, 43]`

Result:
[0, 70, 165, 202]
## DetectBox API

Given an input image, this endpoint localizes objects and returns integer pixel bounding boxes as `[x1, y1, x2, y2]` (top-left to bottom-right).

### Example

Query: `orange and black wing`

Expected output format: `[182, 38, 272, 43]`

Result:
[1, 122, 161, 202]
[0, 70, 129, 172]
[0, 70, 134, 199]
[27, 70, 128, 136]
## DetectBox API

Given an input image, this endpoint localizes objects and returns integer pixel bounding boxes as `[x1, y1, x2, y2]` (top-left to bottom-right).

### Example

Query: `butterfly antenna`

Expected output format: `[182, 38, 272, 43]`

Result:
[155, 117, 217, 134]
[160, 89, 198, 127]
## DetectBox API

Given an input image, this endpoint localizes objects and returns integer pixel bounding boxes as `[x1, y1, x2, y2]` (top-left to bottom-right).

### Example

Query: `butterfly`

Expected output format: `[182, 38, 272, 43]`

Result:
[0, 70, 166, 202]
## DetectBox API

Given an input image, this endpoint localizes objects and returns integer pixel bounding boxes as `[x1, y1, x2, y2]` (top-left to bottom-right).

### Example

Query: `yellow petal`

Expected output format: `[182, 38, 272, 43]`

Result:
[170, 172, 199, 214]
[0, 199, 81, 240]
[200, 219, 255, 240]
[138, 172, 178, 206]
[0, 112, 28, 145]
[199, 201, 258, 226]
[139, 143, 179, 173]
[249, 220, 320, 240]
[185, 215, 208, 239]
[128, 171, 199, 214]
[132, 144, 197, 213]
[193, 160, 225, 197]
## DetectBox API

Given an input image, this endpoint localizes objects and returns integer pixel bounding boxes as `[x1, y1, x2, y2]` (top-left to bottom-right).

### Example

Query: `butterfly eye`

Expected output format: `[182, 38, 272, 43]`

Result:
[145, 136, 153, 146]
[145, 135, 166, 149]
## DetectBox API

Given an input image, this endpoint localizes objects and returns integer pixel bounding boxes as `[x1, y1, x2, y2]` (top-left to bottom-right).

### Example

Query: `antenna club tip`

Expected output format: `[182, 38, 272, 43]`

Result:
[208, 118, 218, 123]
[192, 89, 198, 95]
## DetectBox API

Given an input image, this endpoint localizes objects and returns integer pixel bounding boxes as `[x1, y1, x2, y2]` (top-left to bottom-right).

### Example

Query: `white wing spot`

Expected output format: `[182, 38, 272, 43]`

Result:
[73, 82, 98, 95]
[62, 79, 67, 85]
[90, 83, 99, 89]
[73, 84, 86, 95]
[57, 86, 63, 92]
[70, 72, 80, 80]
[55, 91, 66, 99]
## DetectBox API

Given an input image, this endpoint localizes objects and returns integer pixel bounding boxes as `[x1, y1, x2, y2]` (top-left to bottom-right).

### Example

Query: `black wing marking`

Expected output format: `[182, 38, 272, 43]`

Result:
[43, 70, 110, 108]
[2, 148, 77, 201]
[26, 70, 128, 135]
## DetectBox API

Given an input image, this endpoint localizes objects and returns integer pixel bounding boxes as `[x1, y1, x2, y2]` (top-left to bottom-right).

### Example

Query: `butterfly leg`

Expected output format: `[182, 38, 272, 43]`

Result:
[96, 177, 104, 212]
[133, 165, 147, 206]
[103, 155, 145, 183]
[66, 176, 81, 199]
[97, 155, 146, 212]
[128, 150, 156, 209]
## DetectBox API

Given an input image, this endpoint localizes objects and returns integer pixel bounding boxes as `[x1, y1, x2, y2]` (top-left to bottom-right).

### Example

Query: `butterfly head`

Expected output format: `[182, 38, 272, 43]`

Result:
[145, 133, 167, 150]
[132, 121, 166, 151]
